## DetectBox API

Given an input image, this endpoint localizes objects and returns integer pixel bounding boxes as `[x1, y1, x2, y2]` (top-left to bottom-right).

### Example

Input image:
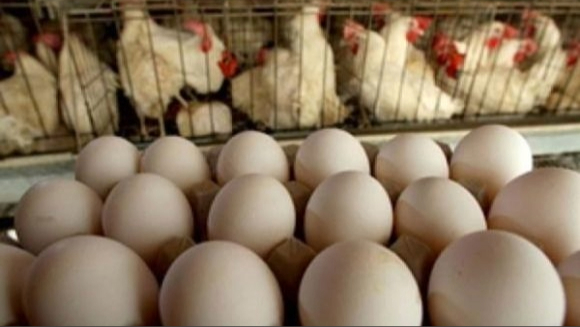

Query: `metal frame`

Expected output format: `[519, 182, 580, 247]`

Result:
[0, 0, 577, 157]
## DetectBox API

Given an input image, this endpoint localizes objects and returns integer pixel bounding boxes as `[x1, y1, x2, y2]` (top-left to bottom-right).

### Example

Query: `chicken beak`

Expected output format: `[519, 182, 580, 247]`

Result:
[219, 51, 238, 79]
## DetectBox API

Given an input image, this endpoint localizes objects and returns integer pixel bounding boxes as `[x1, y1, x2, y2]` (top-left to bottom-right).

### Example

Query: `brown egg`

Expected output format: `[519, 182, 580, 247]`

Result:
[75, 136, 140, 199]
[141, 137, 210, 193]
[217, 131, 289, 185]
[160, 241, 284, 326]
[489, 168, 580, 264]
[23, 236, 159, 325]
[299, 240, 422, 326]
[0, 244, 34, 325]
[395, 177, 487, 254]
[375, 134, 449, 199]
[295, 129, 370, 189]
[304, 171, 393, 252]
[558, 251, 580, 326]
[102, 174, 193, 265]
[429, 231, 565, 325]
[450, 125, 532, 209]
[15, 179, 103, 255]
[208, 175, 295, 257]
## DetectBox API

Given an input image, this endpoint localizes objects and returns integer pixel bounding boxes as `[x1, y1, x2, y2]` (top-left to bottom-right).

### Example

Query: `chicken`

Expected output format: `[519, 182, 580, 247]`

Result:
[0, 52, 60, 138]
[548, 42, 580, 111]
[0, 115, 35, 156]
[118, 3, 235, 136]
[176, 101, 233, 137]
[59, 33, 119, 136]
[342, 21, 463, 122]
[0, 14, 27, 56]
[34, 32, 61, 74]
[434, 34, 544, 116]
[232, 5, 348, 130]
[521, 10, 568, 107]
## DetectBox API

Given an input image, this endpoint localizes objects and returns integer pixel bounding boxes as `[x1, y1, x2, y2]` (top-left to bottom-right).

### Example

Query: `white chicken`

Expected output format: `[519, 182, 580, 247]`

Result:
[118, 4, 235, 136]
[521, 10, 569, 108]
[0, 52, 60, 138]
[34, 32, 60, 74]
[232, 5, 347, 129]
[434, 33, 547, 116]
[548, 42, 580, 111]
[176, 101, 233, 137]
[59, 33, 119, 136]
[342, 20, 463, 122]
[0, 115, 35, 156]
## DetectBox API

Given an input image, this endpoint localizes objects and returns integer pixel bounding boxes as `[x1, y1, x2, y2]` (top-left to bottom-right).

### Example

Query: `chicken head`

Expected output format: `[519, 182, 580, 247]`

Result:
[183, 20, 213, 53]
[514, 38, 539, 64]
[343, 20, 366, 55]
[34, 32, 63, 52]
[484, 23, 519, 51]
[218, 50, 238, 79]
[371, 2, 391, 30]
[406, 16, 433, 44]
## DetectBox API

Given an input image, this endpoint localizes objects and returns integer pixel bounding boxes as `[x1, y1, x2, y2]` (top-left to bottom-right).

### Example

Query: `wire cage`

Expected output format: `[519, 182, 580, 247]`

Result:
[0, 0, 579, 157]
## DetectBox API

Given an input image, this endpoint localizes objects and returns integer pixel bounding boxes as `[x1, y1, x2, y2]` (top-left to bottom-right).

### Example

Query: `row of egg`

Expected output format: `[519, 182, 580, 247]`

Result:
[2, 125, 579, 325]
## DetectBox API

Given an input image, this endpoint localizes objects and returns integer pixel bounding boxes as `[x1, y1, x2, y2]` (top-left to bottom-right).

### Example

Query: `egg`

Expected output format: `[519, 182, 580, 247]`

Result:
[450, 125, 532, 209]
[141, 136, 210, 193]
[160, 241, 284, 326]
[299, 240, 422, 326]
[208, 174, 295, 257]
[429, 231, 565, 325]
[304, 171, 393, 252]
[15, 179, 102, 255]
[295, 129, 370, 189]
[375, 134, 449, 199]
[558, 251, 580, 326]
[75, 136, 140, 199]
[395, 177, 487, 254]
[0, 244, 34, 325]
[102, 174, 193, 265]
[488, 168, 580, 264]
[23, 236, 159, 325]
[217, 131, 289, 185]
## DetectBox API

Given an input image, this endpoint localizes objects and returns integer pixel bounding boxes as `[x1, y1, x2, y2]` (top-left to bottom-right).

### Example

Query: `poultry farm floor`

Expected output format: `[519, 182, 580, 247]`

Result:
[1, 123, 580, 219]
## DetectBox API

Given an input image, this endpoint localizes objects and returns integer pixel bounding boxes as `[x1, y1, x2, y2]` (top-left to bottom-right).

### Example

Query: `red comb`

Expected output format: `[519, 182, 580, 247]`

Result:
[415, 16, 433, 31]
[503, 25, 520, 39]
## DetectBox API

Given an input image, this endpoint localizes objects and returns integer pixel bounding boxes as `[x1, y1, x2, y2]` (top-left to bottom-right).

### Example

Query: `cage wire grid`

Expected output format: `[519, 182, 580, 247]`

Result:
[0, 0, 578, 157]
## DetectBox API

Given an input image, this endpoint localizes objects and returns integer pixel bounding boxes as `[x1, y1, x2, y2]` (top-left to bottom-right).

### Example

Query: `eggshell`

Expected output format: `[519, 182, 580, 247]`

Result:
[558, 251, 580, 326]
[305, 171, 393, 252]
[102, 174, 193, 265]
[15, 179, 103, 255]
[450, 125, 533, 210]
[75, 136, 140, 199]
[429, 231, 565, 326]
[141, 136, 210, 193]
[177, 101, 233, 137]
[295, 129, 370, 189]
[395, 177, 487, 254]
[0, 244, 34, 325]
[375, 134, 449, 199]
[299, 240, 423, 326]
[23, 236, 159, 325]
[217, 131, 289, 185]
[489, 168, 580, 264]
[208, 174, 295, 257]
[160, 241, 284, 326]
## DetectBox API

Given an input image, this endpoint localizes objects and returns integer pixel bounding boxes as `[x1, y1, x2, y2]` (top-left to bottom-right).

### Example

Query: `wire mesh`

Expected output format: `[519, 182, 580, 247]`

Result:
[0, 0, 578, 158]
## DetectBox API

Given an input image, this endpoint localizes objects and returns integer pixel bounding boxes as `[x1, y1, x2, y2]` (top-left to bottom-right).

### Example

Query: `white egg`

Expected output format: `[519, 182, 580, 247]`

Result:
[141, 137, 210, 193]
[395, 177, 487, 254]
[558, 251, 580, 326]
[217, 131, 289, 185]
[15, 179, 102, 255]
[429, 231, 565, 325]
[75, 136, 140, 199]
[208, 174, 295, 257]
[23, 236, 159, 325]
[102, 174, 193, 265]
[295, 129, 370, 189]
[160, 241, 284, 326]
[489, 168, 580, 264]
[375, 134, 449, 199]
[0, 244, 34, 325]
[451, 125, 532, 209]
[305, 171, 393, 252]
[299, 240, 422, 326]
